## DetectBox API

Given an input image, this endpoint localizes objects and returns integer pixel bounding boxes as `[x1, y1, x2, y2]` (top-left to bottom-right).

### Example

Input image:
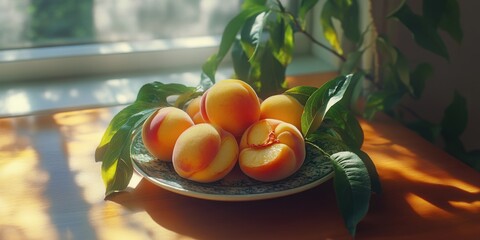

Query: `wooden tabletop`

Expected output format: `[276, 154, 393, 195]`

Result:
[1, 104, 479, 240]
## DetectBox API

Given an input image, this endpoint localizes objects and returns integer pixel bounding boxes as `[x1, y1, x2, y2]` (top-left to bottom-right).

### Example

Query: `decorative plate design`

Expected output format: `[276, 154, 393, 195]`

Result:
[130, 131, 334, 201]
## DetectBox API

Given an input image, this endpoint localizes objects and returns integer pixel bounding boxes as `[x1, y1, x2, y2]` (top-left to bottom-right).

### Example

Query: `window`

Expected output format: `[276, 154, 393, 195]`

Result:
[0, 0, 245, 81]
[1, 1, 241, 50]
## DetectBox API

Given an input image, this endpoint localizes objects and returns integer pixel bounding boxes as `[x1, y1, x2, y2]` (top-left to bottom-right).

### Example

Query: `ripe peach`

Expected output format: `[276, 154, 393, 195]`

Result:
[142, 107, 194, 161]
[172, 123, 239, 183]
[200, 79, 260, 137]
[239, 119, 305, 182]
[185, 96, 205, 124]
[260, 94, 304, 130]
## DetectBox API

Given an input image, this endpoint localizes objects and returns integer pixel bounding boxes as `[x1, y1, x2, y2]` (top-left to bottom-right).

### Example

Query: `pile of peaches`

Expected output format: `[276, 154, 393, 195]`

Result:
[141, 79, 306, 183]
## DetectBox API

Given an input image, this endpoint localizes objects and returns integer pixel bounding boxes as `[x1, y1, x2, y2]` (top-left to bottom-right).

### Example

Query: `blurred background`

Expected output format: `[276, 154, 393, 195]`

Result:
[0, 0, 240, 49]
[379, 1, 480, 152]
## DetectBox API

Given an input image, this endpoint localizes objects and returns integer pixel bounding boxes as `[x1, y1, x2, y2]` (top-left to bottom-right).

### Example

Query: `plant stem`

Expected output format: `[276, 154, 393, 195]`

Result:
[285, 11, 346, 61]
[306, 141, 331, 158]
[398, 103, 426, 122]
[298, 27, 347, 62]
[285, 11, 382, 89]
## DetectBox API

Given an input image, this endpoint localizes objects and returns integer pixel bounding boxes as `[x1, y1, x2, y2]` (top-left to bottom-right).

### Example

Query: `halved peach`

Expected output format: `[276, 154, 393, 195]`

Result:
[239, 119, 305, 182]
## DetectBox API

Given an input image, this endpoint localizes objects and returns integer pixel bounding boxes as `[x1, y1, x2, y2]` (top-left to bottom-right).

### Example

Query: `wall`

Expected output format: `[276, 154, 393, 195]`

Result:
[376, 1, 480, 151]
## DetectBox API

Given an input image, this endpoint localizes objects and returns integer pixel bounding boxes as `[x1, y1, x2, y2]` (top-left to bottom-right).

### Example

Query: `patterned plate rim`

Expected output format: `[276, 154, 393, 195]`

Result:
[130, 130, 334, 201]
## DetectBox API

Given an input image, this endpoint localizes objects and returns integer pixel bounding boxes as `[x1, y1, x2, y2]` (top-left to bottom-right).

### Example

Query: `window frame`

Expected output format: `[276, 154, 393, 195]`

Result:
[0, 1, 341, 82]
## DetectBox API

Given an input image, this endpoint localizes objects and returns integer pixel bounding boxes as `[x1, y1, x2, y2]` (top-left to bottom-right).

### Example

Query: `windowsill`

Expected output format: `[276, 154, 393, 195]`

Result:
[0, 54, 337, 118]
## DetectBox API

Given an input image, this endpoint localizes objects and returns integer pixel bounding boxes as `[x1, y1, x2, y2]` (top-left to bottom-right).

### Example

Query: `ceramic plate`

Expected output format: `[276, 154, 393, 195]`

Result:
[130, 131, 334, 201]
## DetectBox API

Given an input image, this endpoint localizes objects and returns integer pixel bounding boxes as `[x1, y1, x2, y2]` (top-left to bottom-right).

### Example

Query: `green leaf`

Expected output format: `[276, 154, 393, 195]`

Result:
[232, 39, 252, 82]
[135, 82, 196, 104]
[389, 2, 449, 60]
[340, 50, 364, 75]
[354, 150, 382, 194]
[376, 36, 397, 64]
[257, 45, 287, 98]
[283, 86, 317, 105]
[422, 0, 445, 27]
[320, 0, 360, 49]
[364, 91, 402, 120]
[301, 74, 353, 136]
[441, 91, 468, 138]
[95, 102, 158, 162]
[423, 0, 463, 43]
[325, 104, 364, 149]
[381, 64, 404, 94]
[242, 0, 267, 9]
[101, 108, 157, 196]
[376, 37, 412, 95]
[201, 54, 219, 88]
[395, 49, 412, 94]
[248, 11, 271, 62]
[299, 0, 320, 27]
[321, 1, 343, 54]
[410, 63, 433, 99]
[270, 13, 295, 66]
[363, 92, 385, 120]
[330, 151, 371, 236]
[235, 7, 292, 96]
[202, 5, 267, 83]
[338, 0, 360, 43]
[103, 134, 135, 197]
[307, 129, 380, 195]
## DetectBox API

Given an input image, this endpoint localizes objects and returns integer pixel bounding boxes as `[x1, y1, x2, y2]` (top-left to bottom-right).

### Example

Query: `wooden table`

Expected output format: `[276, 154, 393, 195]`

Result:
[1, 105, 479, 240]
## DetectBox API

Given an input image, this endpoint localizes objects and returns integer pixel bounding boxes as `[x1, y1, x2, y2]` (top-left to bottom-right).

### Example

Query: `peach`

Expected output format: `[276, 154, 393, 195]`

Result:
[172, 123, 239, 183]
[239, 119, 305, 182]
[260, 94, 304, 130]
[185, 96, 206, 124]
[200, 79, 260, 137]
[142, 107, 194, 161]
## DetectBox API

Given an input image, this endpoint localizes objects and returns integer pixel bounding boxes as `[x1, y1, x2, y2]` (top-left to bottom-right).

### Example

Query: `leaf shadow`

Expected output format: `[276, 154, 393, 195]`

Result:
[356, 115, 480, 239]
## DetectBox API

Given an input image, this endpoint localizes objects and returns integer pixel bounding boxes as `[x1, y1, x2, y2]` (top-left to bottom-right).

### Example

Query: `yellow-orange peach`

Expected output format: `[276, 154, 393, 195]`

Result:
[185, 96, 205, 124]
[172, 123, 239, 183]
[200, 79, 260, 137]
[239, 119, 305, 182]
[260, 94, 304, 130]
[142, 107, 194, 161]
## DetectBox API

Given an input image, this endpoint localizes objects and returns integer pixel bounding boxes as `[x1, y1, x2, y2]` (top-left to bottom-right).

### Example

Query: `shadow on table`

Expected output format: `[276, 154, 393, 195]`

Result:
[360, 174, 480, 239]
[358, 115, 480, 239]
[109, 178, 353, 240]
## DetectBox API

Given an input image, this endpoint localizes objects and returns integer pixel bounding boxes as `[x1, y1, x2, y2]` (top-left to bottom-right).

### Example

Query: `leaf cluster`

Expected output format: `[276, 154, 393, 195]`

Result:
[293, 74, 381, 236]
[203, 0, 297, 98]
